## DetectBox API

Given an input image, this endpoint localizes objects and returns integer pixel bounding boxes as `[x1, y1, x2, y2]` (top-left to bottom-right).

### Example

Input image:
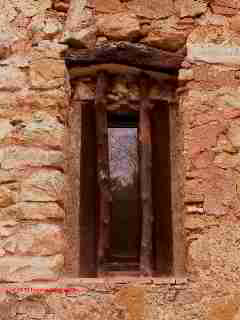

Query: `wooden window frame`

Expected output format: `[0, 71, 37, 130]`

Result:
[65, 64, 185, 278]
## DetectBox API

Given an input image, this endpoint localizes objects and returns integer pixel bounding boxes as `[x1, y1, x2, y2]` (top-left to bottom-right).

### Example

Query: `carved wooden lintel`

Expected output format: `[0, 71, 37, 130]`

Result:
[69, 63, 177, 83]
[64, 41, 185, 72]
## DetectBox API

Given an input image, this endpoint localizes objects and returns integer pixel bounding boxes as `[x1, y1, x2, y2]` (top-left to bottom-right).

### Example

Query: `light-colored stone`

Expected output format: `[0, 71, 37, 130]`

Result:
[30, 41, 68, 61]
[30, 59, 65, 89]
[0, 254, 64, 282]
[20, 170, 65, 202]
[0, 120, 14, 140]
[178, 69, 194, 81]
[214, 152, 240, 169]
[30, 14, 63, 41]
[14, 111, 65, 148]
[2, 224, 65, 255]
[11, 0, 52, 18]
[96, 13, 140, 40]
[19, 88, 68, 112]
[0, 202, 65, 221]
[187, 26, 240, 65]
[63, 0, 95, 49]
[0, 66, 27, 92]
[0, 146, 64, 170]
[180, 0, 208, 18]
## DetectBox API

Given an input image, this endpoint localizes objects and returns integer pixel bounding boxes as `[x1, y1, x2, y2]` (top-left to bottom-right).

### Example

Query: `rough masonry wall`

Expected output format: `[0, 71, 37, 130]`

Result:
[1, 0, 240, 319]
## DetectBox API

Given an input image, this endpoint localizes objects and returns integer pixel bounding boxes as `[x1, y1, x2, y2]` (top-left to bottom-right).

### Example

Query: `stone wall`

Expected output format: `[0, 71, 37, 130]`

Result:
[1, 0, 240, 319]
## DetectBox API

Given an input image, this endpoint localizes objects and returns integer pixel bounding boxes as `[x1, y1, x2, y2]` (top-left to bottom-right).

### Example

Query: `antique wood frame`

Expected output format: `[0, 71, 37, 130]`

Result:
[65, 45, 186, 277]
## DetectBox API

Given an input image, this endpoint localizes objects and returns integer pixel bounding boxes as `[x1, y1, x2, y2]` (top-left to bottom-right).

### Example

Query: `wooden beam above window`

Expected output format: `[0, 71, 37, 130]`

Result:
[68, 63, 177, 82]
[64, 42, 185, 72]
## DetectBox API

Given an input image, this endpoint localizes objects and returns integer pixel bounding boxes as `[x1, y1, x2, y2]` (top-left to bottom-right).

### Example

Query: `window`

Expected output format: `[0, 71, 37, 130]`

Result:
[66, 68, 185, 278]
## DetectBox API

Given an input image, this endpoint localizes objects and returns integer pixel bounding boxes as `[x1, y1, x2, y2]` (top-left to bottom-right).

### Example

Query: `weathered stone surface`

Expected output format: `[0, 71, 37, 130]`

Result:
[0, 66, 27, 92]
[20, 170, 64, 202]
[197, 11, 228, 26]
[214, 152, 240, 169]
[127, 0, 174, 19]
[63, 0, 96, 49]
[210, 0, 240, 15]
[143, 31, 186, 51]
[229, 15, 240, 32]
[114, 286, 144, 320]
[18, 88, 68, 112]
[180, 0, 208, 18]
[0, 186, 15, 208]
[211, 0, 240, 8]
[189, 224, 240, 280]
[11, 0, 52, 18]
[178, 68, 194, 81]
[12, 112, 65, 148]
[0, 219, 18, 238]
[93, 0, 124, 13]
[0, 7, 20, 58]
[0, 254, 64, 282]
[208, 296, 240, 320]
[142, 16, 191, 51]
[1, 224, 65, 256]
[185, 215, 218, 231]
[0, 146, 64, 170]
[96, 13, 140, 40]
[210, 4, 238, 16]
[30, 41, 68, 61]
[228, 119, 240, 149]
[73, 81, 95, 101]
[187, 26, 240, 65]
[0, 202, 65, 221]
[30, 59, 65, 89]
[0, 120, 14, 140]
[30, 14, 63, 41]
[65, 0, 93, 31]
[62, 26, 97, 49]
[15, 301, 46, 319]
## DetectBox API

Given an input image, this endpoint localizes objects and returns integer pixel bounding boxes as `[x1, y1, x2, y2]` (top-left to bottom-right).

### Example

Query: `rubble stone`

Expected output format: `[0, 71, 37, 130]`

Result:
[0, 254, 64, 282]
[1, 224, 65, 256]
[20, 170, 65, 202]
[96, 13, 140, 40]
[127, 0, 174, 19]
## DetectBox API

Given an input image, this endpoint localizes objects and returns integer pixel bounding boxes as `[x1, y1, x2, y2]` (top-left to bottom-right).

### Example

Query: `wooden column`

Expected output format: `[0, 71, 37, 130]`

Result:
[139, 77, 153, 276]
[95, 72, 111, 274]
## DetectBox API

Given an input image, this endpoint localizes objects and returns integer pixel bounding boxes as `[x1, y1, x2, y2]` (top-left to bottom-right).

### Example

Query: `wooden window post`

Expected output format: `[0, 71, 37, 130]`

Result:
[139, 77, 154, 276]
[95, 72, 112, 274]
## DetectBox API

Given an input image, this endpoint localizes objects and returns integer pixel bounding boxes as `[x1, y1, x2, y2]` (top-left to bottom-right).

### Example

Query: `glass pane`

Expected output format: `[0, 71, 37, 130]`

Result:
[108, 127, 140, 263]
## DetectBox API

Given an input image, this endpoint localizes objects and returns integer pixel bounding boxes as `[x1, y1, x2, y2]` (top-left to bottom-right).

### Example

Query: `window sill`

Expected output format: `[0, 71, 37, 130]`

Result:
[57, 276, 188, 286]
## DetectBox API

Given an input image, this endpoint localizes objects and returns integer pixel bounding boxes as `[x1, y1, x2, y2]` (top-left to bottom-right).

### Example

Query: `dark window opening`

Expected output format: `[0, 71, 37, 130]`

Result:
[151, 103, 173, 276]
[107, 112, 141, 272]
[79, 102, 173, 277]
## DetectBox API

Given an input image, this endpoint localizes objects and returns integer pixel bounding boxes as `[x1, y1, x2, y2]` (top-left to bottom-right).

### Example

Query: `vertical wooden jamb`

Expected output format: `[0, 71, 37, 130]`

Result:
[65, 90, 82, 277]
[169, 102, 186, 277]
[139, 77, 153, 276]
[95, 72, 111, 274]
